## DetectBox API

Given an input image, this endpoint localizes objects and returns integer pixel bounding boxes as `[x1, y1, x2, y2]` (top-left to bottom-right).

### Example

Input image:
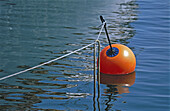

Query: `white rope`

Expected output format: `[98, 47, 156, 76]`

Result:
[0, 22, 105, 81]
[97, 22, 105, 40]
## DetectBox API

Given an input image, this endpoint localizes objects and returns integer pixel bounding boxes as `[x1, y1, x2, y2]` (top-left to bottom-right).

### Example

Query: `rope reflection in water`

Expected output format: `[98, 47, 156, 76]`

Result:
[93, 40, 101, 111]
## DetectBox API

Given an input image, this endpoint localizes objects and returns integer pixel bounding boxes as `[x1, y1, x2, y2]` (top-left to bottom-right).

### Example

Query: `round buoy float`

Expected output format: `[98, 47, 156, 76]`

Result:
[100, 44, 136, 75]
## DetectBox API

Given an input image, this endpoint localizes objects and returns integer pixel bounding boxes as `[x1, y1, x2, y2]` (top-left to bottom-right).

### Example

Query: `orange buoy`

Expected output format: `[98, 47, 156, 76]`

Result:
[100, 44, 136, 75]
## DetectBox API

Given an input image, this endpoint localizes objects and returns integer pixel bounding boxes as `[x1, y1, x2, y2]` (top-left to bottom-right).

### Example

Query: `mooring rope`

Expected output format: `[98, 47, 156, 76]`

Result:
[0, 22, 106, 81]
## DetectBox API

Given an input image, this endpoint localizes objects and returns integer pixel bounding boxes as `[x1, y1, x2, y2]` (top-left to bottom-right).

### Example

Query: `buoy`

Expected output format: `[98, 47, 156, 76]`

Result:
[100, 44, 136, 75]
[99, 16, 136, 75]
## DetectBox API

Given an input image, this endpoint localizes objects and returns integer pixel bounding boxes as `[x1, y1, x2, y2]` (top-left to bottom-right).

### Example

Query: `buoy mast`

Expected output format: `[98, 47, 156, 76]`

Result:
[100, 16, 114, 55]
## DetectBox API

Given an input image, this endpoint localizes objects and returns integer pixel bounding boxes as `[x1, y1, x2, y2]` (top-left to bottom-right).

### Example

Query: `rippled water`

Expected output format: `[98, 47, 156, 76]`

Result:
[0, 0, 169, 110]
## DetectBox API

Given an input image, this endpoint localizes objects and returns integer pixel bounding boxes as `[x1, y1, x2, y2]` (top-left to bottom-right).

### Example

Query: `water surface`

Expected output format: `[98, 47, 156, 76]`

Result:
[0, 0, 169, 110]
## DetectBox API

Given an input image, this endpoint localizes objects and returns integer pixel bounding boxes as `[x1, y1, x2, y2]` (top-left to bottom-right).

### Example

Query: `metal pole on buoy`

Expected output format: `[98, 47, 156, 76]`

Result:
[100, 16, 114, 54]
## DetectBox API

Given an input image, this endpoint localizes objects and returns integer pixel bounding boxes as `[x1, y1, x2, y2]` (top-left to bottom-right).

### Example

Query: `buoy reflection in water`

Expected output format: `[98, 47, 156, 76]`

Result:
[100, 71, 136, 94]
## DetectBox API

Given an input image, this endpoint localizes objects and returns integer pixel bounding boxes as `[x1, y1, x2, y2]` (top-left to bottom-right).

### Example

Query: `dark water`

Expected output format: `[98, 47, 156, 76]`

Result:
[0, 0, 169, 110]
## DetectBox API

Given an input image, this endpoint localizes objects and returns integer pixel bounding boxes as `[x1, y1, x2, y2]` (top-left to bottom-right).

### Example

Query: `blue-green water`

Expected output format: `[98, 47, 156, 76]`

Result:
[0, 0, 169, 110]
